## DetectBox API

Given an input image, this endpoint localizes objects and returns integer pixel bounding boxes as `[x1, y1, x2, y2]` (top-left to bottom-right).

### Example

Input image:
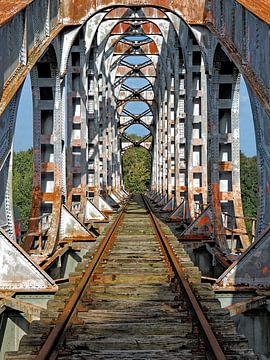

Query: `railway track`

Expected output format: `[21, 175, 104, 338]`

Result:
[5, 195, 258, 359]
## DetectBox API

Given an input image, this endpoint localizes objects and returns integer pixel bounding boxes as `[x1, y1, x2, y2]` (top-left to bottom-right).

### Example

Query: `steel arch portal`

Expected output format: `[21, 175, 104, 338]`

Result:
[0, 0, 270, 289]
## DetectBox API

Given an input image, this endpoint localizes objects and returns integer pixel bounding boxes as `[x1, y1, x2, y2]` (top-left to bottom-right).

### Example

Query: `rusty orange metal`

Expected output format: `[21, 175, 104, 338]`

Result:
[219, 162, 233, 171]
[61, 0, 207, 25]
[0, 24, 64, 117]
[113, 41, 158, 55]
[0, 0, 33, 26]
[104, 7, 130, 18]
[110, 20, 161, 35]
[236, 0, 270, 24]
[224, 296, 266, 316]
[116, 65, 156, 77]
[111, 22, 131, 34]
[211, 183, 227, 250]
[141, 22, 161, 34]
[141, 7, 167, 18]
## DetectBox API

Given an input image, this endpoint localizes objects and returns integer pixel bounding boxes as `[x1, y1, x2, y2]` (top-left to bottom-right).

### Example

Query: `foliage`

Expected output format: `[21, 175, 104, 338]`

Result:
[124, 132, 152, 143]
[240, 151, 258, 236]
[123, 136, 151, 192]
[240, 152, 258, 217]
[12, 149, 33, 229]
[124, 132, 142, 142]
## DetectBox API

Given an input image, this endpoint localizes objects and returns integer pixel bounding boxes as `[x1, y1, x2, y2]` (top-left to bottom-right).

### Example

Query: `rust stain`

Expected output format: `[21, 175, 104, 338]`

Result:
[211, 183, 227, 249]
[23, 185, 42, 253]
[219, 162, 233, 171]
[61, 0, 207, 25]
[0, 0, 34, 26]
[111, 22, 131, 34]
[144, 7, 167, 18]
[224, 296, 266, 316]
[236, 0, 270, 25]
[0, 24, 64, 117]
[105, 7, 131, 18]
[141, 22, 161, 34]
[41, 163, 55, 172]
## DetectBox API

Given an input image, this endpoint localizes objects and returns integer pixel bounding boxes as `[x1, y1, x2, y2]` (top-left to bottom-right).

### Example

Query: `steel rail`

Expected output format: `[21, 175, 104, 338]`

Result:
[35, 199, 129, 360]
[142, 194, 227, 360]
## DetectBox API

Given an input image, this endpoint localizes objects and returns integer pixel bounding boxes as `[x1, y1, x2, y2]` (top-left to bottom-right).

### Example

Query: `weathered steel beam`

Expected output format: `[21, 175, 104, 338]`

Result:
[61, 0, 208, 25]
[224, 296, 266, 316]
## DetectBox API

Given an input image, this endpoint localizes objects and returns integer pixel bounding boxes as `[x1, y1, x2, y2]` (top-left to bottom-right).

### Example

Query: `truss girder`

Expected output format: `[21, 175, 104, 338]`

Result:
[0, 1, 270, 288]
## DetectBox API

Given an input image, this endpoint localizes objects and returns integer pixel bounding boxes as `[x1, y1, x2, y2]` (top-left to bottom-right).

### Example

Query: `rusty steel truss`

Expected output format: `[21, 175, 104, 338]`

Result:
[0, 0, 270, 292]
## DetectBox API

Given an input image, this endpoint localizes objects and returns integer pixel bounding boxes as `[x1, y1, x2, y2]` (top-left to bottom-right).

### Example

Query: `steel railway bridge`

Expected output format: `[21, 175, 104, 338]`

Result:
[0, 0, 270, 358]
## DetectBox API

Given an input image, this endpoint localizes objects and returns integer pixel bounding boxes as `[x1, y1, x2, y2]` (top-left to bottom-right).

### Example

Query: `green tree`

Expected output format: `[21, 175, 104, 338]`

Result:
[12, 149, 33, 229]
[123, 142, 151, 192]
[240, 151, 258, 236]
[240, 152, 258, 217]
[124, 132, 142, 142]
[124, 132, 152, 143]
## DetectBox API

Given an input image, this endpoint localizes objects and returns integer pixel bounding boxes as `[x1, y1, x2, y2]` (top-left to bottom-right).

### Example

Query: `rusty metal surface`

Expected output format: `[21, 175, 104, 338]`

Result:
[40, 245, 71, 270]
[216, 225, 270, 288]
[224, 296, 266, 316]
[207, 23, 270, 119]
[0, 0, 269, 293]
[0, 24, 64, 117]
[236, 0, 270, 24]
[0, 228, 57, 291]
[0, 0, 33, 26]
[0, 296, 46, 318]
[1, 0, 269, 28]
[61, 0, 207, 25]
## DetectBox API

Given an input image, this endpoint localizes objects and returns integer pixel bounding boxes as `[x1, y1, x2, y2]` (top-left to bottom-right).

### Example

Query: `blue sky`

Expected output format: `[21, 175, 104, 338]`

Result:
[14, 75, 256, 157]
[15, 75, 33, 152]
[239, 77, 256, 156]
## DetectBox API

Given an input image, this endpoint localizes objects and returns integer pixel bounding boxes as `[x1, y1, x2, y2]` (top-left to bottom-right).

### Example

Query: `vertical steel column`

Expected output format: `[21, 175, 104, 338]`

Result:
[25, 45, 64, 254]
[151, 101, 159, 193]
[162, 82, 167, 196]
[87, 44, 101, 197]
[166, 70, 173, 199]
[66, 30, 88, 210]
[248, 91, 270, 237]
[209, 44, 248, 249]
[0, 92, 21, 240]
[186, 33, 208, 220]
[157, 88, 163, 194]
[173, 51, 181, 206]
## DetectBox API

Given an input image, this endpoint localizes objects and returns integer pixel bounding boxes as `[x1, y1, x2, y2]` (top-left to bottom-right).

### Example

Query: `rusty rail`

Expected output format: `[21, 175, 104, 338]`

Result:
[35, 199, 129, 360]
[142, 194, 226, 360]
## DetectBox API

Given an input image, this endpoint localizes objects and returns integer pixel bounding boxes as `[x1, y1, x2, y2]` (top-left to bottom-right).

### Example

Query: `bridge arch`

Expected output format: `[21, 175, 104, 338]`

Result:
[0, 2, 269, 275]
